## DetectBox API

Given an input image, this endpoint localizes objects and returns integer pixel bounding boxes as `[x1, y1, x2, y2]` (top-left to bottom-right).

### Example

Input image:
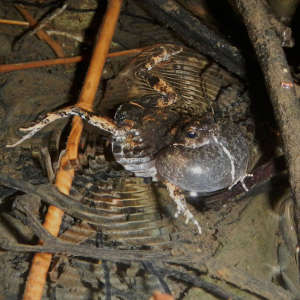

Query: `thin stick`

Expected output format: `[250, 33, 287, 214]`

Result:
[207, 261, 294, 300]
[0, 48, 144, 73]
[230, 0, 300, 270]
[0, 18, 29, 26]
[45, 30, 84, 42]
[22, 1, 123, 299]
[15, 5, 65, 58]
[76, 1, 121, 111]
[28, 2, 68, 37]
[142, 0, 246, 78]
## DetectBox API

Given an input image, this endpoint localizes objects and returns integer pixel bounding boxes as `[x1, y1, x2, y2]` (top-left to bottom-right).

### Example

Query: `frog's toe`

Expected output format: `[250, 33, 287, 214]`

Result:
[229, 173, 253, 192]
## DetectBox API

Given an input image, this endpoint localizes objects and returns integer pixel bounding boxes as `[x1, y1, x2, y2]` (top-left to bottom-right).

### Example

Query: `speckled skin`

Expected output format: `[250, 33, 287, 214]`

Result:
[101, 44, 254, 193]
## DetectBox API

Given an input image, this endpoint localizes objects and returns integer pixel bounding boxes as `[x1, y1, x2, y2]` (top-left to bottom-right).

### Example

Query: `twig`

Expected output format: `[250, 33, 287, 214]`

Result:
[45, 30, 84, 42]
[151, 291, 174, 300]
[0, 48, 144, 73]
[96, 231, 111, 300]
[1, 0, 60, 9]
[142, 262, 172, 294]
[14, 195, 56, 244]
[153, 265, 242, 300]
[1, 0, 97, 12]
[0, 238, 173, 263]
[230, 0, 300, 272]
[0, 18, 29, 26]
[21, 1, 123, 300]
[14, 4, 65, 57]
[141, 0, 246, 78]
[207, 262, 294, 300]
[28, 2, 68, 37]
[0, 57, 82, 72]
[110, 286, 146, 299]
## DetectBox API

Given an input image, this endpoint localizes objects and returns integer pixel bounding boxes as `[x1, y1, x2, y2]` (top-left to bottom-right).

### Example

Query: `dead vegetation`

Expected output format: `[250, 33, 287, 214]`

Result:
[0, 0, 299, 299]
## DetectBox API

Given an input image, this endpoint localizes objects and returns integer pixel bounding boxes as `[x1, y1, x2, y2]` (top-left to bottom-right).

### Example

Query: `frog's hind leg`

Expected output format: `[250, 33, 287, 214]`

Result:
[6, 106, 119, 148]
[164, 181, 202, 234]
[140, 44, 184, 72]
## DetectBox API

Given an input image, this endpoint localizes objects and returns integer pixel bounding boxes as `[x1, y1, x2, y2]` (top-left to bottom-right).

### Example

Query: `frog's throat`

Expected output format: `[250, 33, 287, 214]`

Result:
[212, 135, 235, 183]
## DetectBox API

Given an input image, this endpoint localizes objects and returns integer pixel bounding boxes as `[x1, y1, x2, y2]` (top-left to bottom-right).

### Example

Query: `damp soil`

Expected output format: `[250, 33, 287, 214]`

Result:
[0, 1, 298, 300]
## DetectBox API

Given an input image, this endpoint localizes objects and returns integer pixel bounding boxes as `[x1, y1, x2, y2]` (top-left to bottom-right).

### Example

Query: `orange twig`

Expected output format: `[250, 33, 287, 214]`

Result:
[0, 18, 29, 26]
[22, 1, 123, 300]
[0, 48, 144, 73]
[15, 5, 65, 58]
[150, 291, 175, 300]
[0, 56, 83, 72]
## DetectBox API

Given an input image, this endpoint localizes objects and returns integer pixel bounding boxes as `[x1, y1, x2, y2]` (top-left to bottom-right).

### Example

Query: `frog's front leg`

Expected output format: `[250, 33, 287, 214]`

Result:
[6, 106, 123, 148]
[112, 102, 180, 179]
[164, 181, 202, 234]
[112, 128, 158, 178]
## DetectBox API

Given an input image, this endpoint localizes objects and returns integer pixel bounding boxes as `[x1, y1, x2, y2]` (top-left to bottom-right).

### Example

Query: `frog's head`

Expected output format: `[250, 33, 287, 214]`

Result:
[173, 116, 219, 149]
[155, 117, 249, 194]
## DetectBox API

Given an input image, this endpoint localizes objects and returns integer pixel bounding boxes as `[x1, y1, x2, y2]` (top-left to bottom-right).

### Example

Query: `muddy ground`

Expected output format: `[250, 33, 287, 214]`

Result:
[0, 1, 299, 299]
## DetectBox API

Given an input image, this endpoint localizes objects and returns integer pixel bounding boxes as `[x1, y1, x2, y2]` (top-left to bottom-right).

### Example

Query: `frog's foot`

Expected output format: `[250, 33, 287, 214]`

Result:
[112, 129, 157, 178]
[229, 173, 253, 192]
[144, 44, 183, 71]
[6, 110, 66, 148]
[6, 106, 119, 148]
[164, 181, 202, 234]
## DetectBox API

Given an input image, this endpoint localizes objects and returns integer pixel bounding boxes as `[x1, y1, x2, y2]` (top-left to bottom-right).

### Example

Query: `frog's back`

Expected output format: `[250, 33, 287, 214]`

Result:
[100, 44, 250, 123]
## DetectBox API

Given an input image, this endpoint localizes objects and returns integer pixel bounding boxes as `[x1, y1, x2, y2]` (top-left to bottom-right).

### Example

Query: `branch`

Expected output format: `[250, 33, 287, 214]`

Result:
[0, 48, 144, 73]
[230, 0, 300, 254]
[14, 4, 65, 58]
[207, 262, 294, 300]
[0, 238, 172, 263]
[140, 0, 246, 78]
[155, 265, 243, 300]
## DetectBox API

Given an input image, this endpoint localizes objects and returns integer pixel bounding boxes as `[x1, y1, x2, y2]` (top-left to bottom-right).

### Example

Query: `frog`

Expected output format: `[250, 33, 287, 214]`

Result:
[7, 44, 255, 233]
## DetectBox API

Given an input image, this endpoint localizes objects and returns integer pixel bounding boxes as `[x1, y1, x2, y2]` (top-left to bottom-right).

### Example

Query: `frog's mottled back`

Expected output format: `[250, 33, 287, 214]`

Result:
[101, 44, 250, 124]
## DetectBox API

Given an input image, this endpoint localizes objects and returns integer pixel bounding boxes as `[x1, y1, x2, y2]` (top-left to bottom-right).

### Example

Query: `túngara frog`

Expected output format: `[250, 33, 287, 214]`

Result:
[7, 44, 255, 234]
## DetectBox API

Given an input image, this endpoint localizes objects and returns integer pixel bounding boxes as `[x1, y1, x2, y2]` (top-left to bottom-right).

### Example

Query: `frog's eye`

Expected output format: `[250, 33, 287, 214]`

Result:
[187, 131, 197, 138]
